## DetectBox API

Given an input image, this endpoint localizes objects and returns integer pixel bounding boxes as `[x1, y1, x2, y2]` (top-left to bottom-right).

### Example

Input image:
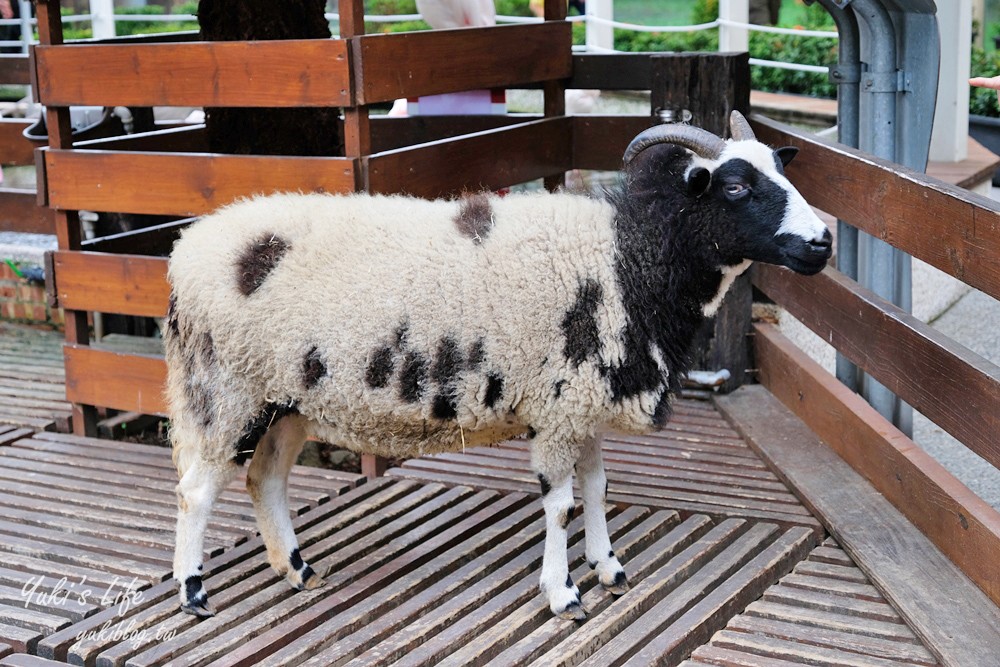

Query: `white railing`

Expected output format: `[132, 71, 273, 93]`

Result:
[0, 1, 835, 78]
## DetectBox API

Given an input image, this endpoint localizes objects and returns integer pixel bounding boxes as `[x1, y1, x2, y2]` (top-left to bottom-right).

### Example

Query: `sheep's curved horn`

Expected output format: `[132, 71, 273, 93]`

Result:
[729, 110, 756, 141]
[623, 124, 726, 164]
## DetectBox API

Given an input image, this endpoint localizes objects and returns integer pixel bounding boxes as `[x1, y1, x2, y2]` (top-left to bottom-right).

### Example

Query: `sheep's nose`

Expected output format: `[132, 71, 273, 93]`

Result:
[808, 229, 832, 253]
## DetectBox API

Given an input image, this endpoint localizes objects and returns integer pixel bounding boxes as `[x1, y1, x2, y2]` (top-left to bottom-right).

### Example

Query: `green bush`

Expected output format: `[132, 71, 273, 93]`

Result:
[971, 46, 1000, 117]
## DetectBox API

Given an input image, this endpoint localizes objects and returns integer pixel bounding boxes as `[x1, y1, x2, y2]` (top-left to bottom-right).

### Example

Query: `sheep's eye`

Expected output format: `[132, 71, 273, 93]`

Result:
[724, 183, 747, 196]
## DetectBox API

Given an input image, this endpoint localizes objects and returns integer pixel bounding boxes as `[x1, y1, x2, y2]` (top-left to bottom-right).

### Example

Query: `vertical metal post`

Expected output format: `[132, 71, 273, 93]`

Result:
[816, 0, 861, 390]
[852, 0, 914, 434]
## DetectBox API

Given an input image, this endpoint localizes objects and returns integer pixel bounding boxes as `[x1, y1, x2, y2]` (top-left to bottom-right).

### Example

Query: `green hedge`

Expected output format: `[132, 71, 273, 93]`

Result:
[971, 46, 1000, 117]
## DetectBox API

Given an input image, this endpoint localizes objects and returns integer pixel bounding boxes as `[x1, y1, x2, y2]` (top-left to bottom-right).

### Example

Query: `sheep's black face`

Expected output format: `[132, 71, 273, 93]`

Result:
[693, 143, 831, 275]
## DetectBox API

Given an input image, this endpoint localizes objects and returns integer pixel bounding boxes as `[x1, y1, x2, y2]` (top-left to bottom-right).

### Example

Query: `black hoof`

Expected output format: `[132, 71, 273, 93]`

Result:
[605, 570, 630, 595]
[181, 599, 215, 618]
[557, 600, 588, 621]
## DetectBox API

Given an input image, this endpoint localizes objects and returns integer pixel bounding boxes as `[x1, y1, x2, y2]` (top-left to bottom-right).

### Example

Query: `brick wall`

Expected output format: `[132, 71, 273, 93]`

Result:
[0, 261, 63, 328]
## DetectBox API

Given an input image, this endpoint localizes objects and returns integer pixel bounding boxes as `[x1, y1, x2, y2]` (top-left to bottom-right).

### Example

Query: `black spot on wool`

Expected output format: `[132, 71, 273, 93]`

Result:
[484, 372, 504, 409]
[233, 402, 299, 465]
[289, 548, 304, 571]
[553, 380, 566, 398]
[199, 331, 215, 366]
[184, 375, 214, 428]
[302, 346, 326, 389]
[562, 279, 604, 367]
[432, 394, 458, 420]
[236, 233, 290, 296]
[537, 474, 551, 496]
[399, 351, 428, 403]
[467, 339, 486, 369]
[454, 192, 494, 244]
[167, 293, 180, 337]
[394, 323, 409, 350]
[365, 345, 395, 389]
[432, 337, 463, 385]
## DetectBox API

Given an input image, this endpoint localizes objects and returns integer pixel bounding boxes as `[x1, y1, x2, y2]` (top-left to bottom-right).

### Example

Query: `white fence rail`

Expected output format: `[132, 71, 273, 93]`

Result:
[0, 0, 835, 78]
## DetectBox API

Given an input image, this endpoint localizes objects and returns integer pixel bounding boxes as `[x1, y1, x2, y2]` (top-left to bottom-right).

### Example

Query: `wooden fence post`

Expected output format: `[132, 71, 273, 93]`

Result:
[651, 52, 753, 393]
[36, 0, 100, 436]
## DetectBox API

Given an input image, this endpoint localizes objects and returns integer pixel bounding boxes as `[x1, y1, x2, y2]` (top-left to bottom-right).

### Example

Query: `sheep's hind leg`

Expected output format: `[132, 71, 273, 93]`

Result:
[246, 414, 325, 592]
[174, 455, 238, 617]
[536, 469, 586, 620]
[578, 436, 628, 594]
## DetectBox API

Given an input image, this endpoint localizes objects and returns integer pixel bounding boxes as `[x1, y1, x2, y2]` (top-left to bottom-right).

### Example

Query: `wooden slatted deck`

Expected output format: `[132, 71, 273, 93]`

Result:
[0, 431, 363, 655]
[0, 324, 953, 666]
[0, 323, 70, 432]
[682, 538, 941, 666]
[391, 398, 822, 531]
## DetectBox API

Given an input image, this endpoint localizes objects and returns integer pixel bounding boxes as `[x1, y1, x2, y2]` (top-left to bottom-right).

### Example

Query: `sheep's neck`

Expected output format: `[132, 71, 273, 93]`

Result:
[607, 188, 726, 414]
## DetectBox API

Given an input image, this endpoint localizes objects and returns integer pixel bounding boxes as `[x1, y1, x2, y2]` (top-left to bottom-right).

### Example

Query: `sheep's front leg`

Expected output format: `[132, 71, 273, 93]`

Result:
[537, 471, 587, 620]
[174, 457, 238, 617]
[246, 415, 325, 591]
[578, 436, 628, 594]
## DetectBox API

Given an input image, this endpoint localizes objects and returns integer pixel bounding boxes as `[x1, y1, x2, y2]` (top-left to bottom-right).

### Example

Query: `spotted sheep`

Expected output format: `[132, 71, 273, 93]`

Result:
[167, 112, 832, 620]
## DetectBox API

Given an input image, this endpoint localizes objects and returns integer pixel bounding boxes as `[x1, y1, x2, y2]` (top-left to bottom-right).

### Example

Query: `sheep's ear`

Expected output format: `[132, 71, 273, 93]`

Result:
[776, 146, 799, 167]
[687, 167, 710, 196]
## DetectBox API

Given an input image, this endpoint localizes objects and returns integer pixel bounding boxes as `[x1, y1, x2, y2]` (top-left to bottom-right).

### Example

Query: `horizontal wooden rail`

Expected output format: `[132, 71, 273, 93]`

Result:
[35, 39, 351, 107]
[52, 251, 169, 317]
[0, 188, 55, 234]
[0, 119, 36, 165]
[64, 346, 167, 416]
[365, 117, 572, 197]
[354, 22, 572, 104]
[44, 149, 356, 216]
[751, 114, 1000, 302]
[573, 115, 652, 170]
[753, 264, 1000, 471]
[752, 322, 1000, 608]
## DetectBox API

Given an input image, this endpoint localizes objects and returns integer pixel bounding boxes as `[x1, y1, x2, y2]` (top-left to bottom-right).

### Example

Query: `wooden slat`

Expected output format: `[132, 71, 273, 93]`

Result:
[52, 251, 168, 318]
[393, 399, 821, 530]
[0, 189, 55, 235]
[751, 114, 1000, 301]
[567, 53, 656, 90]
[354, 23, 572, 104]
[754, 264, 1000, 471]
[0, 431, 362, 655]
[0, 120, 34, 166]
[715, 375, 1000, 664]
[366, 118, 572, 198]
[35, 40, 351, 107]
[573, 115, 653, 170]
[63, 346, 167, 416]
[44, 149, 356, 216]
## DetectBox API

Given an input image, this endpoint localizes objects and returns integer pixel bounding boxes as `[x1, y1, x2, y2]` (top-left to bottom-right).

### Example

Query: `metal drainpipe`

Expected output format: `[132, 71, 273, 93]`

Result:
[851, 0, 911, 433]
[814, 0, 861, 391]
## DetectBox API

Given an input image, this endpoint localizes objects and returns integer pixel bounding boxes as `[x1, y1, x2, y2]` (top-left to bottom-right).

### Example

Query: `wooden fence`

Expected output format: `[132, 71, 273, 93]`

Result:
[748, 114, 1000, 612]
